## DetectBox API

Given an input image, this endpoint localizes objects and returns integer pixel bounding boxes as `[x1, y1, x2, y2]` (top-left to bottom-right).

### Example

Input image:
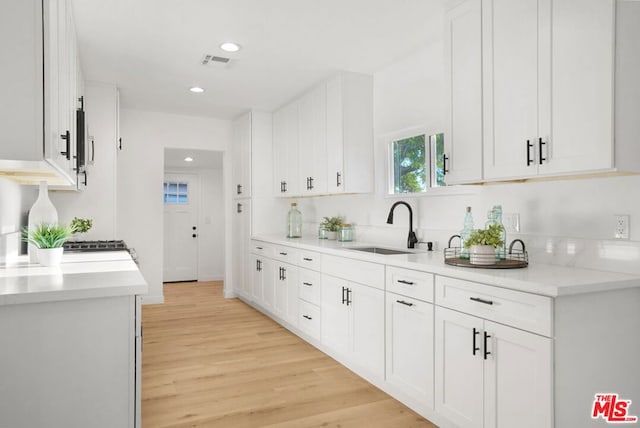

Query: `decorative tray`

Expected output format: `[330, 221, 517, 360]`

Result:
[444, 237, 529, 269]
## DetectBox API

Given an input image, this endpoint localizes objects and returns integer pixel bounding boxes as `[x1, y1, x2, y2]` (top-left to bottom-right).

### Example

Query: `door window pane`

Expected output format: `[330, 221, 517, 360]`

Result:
[163, 181, 189, 204]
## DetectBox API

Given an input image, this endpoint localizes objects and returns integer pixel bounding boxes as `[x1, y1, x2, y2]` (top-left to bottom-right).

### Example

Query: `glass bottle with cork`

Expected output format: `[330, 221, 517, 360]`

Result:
[287, 203, 302, 238]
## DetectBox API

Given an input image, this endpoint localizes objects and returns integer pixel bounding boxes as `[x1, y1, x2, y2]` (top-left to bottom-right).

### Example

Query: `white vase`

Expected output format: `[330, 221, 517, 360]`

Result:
[36, 247, 64, 267]
[469, 245, 497, 265]
[28, 181, 58, 263]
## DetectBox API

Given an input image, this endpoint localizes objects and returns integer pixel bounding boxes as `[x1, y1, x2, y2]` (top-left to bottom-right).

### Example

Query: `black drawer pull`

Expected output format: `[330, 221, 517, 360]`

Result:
[397, 279, 415, 285]
[396, 300, 414, 307]
[303, 315, 312, 320]
[279, 252, 287, 256]
[303, 257, 313, 262]
[256, 247, 263, 250]
[303, 282, 313, 286]
[470, 297, 494, 305]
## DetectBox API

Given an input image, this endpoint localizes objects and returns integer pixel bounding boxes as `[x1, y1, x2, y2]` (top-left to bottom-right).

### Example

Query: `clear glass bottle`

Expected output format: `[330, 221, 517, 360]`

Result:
[460, 206, 474, 259]
[486, 205, 506, 260]
[338, 224, 354, 242]
[287, 203, 302, 238]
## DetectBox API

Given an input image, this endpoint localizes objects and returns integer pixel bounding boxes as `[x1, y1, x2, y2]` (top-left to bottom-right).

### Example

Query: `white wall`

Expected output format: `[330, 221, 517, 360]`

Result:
[118, 109, 232, 303]
[0, 178, 36, 262]
[50, 82, 118, 240]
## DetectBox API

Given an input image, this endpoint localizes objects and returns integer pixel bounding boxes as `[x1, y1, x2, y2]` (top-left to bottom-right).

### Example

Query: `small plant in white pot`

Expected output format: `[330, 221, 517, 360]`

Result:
[464, 224, 505, 265]
[22, 223, 74, 266]
[320, 216, 344, 240]
[70, 217, 93, 239]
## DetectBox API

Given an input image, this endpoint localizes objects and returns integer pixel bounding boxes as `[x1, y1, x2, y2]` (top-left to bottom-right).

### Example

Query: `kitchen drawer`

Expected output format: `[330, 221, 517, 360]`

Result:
[298, 300, 321, 340]
[322, 254, 385, 290]
[299, 268, 321, 306]
[435, 276, 552, 337]
[386, 266, 434, 303]
[299, 250, 322, 271]
[251, 240, 273, 257]
[272, 245, 299, 264]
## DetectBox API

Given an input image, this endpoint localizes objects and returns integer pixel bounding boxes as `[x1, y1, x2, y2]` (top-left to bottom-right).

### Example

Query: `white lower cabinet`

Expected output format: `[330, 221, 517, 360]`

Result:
[435, 306, 552, 428]
[273, 261, 298, 327]
[250, 254, 273, 309]
[385, 293, 434, 410]
[321, 274, 384, 378]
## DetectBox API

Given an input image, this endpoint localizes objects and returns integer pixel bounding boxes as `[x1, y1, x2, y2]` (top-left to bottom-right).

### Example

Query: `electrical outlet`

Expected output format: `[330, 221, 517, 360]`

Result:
[614, 215, 630, 239]
[503, 213, 521, 233]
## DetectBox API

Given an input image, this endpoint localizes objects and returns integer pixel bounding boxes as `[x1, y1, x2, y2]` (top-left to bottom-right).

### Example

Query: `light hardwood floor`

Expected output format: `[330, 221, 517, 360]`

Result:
[142, 281, 436, 428]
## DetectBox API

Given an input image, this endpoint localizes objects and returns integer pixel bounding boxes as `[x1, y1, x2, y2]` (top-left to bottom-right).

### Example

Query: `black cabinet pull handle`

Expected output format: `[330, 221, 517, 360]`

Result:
[538, 137, 547, 165]
[526, 140, 534, 166]
[396, 300, 414, 307]
[258, 260, 262, 271]
[346, 288, 352, 306]
[303, 282, 313, 286]
[336, 172, 342, 187]
[442, 154, 449, 174]
[256, 260, 260, 271]
[303, 315, 312, 320]
[237, 203, 242, 213]
[473, 327, 480, 356]
[91, 138, 95, 162]
[281, 268, 286, 280]
[60, 130, 71, 160]
[118, 137, 122, 150]
[283, 181, 287, 192]
[309, 177, 314, 189]
[303, 257, 313, 262]
[470, 297, 494, 305]
[82, 170, 87, 186]
[484, 331, 492, 360]
[341, 286, 347, 305]
[397, 279, 415, 285]
[237, 184, 242, 195]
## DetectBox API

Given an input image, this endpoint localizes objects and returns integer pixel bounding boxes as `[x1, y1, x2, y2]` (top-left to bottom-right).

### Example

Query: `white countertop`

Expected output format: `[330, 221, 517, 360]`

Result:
[253, 235, 640, 297]
[0, 251, 148, 306]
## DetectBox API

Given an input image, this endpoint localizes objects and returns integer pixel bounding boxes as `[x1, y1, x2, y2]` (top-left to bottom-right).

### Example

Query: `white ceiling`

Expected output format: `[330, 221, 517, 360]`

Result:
[71, 0, 444, 120]
[164, 148, 223, 170]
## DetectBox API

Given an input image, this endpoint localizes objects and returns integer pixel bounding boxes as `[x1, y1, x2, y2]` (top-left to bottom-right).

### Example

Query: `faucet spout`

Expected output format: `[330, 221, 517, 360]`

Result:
[386, 201, 418, 249]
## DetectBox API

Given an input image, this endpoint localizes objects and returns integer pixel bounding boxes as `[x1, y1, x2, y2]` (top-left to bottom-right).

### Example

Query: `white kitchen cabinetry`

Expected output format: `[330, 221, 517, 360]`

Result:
[273, 261, 299, 327]
[273, 102, 300, 196]
[0, 295, 141, 428]
[443, 0, 483, 184]
[231, 112, 252, 198]
[482, 0, 615, 180]
[298, 250, 322, 341]
[321, 273, 385, 378]
[298, 85, 327, 195]
[434, 276, 552, 428]
[232, 200, 251, 299]
[273, 72, 373, 197]
[0, 0, 80, 186]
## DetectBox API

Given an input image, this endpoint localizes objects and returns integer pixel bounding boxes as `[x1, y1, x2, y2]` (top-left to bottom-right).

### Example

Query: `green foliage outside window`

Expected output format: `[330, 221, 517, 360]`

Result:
[392, 135, 427, 193]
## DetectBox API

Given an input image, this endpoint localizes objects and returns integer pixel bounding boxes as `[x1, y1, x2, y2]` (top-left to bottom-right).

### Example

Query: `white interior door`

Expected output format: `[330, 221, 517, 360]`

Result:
[163, 173, 198, 282]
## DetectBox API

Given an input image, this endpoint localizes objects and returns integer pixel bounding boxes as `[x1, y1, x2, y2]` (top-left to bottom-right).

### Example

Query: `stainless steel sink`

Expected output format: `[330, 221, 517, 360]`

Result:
[347, 247, 412, 255]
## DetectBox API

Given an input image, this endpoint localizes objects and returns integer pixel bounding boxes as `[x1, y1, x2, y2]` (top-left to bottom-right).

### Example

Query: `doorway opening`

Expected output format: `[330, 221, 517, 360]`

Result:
[163, 148, 224, 284]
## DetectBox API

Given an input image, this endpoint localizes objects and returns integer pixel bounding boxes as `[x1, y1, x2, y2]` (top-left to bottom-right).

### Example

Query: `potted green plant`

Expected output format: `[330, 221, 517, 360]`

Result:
[320, 216, 344, 240]
[22, 223, 74, 266]
[70, 217, 93, 237]
[464, 223, 505, 265]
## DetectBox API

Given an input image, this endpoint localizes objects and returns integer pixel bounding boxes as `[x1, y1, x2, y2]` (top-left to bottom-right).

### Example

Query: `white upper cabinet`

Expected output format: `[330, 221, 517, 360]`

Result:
[448, 0, 635, 182]
[273, 102, 300, 196]
[0, 0, 80, 186]
[232, 112, 252, 198]
[298, 85, 328, 195]
[273, 72, 373, 197]
[443, 0, 483, 184]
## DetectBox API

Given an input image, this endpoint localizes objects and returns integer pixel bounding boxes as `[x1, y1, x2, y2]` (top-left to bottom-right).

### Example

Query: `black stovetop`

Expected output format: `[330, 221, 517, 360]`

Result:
[63, 240, 128, 252]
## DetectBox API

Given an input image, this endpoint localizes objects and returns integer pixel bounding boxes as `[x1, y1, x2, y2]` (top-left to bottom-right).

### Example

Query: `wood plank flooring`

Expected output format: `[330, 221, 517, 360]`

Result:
[142, 281, 436, 428]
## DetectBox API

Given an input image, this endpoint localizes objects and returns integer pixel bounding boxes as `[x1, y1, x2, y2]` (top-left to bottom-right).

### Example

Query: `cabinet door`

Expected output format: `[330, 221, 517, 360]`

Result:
[483, 321, 552, 428]
[251, 256, 264, 304]
[261, 259, 275, 312]
[285, 264, 299, 327]
[325, 76, 344, 193]
[386, 293, 434, 409]
[272, 102, 299, 196]
[482, 0, 543, 180]
[444, 0, 483, 184]
[298, 85, 327, 195]
[273, 263, 287, 319]
[435, 307, 483, 428]
[540, 0, 614, 175]
[232, 200, 251, 299]
[232, 112, 251, 197]
[320, 274, 350, 355]
[350, 282, 384, 378]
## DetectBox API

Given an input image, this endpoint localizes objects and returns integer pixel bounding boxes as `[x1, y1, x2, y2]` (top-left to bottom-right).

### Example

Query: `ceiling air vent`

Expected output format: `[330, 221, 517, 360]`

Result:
[201, 54, 230, 65]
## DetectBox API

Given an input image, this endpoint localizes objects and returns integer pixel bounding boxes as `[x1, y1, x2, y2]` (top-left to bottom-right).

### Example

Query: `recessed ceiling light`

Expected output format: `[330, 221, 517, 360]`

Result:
[220, 42, 240, 52]
[189, 86, 205, 93]
[184, 157, 194, 162]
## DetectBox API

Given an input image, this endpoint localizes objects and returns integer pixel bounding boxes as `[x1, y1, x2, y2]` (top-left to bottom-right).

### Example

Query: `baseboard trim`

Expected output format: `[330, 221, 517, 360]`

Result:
[141, 295, 164, 305]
